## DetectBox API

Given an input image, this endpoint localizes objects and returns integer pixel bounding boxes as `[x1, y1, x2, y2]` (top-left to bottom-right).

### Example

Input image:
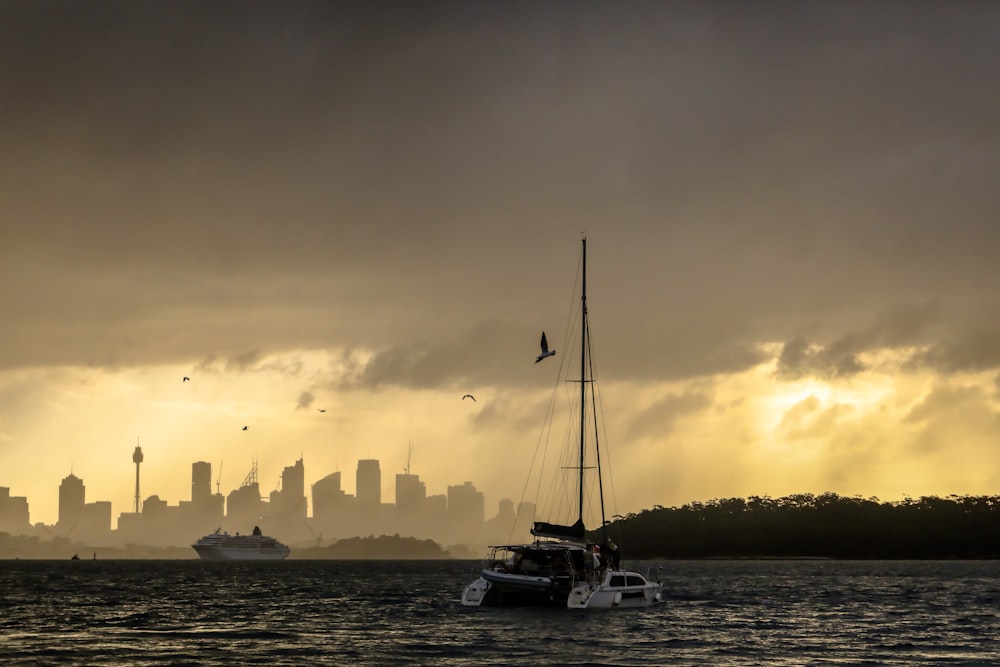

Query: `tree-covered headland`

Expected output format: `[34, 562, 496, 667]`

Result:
[599, 493, 1000, 559]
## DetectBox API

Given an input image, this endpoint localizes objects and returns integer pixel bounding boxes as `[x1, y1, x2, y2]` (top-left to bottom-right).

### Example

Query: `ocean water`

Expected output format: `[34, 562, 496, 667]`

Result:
[1, 559, 998, 666]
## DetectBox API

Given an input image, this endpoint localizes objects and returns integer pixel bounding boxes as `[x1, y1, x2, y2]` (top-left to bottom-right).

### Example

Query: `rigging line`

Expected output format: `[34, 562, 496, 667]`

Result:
[540, 247, 582, 496]
[537, 374, 577, 530]
[578, 235, 587, 527]
[558, 247, 589, 526]
[590, 325, 622, 542]
[586, 314, 609, 544]
[532, 257, 585, 530]
[510, 389, 557, 543]
[587, 315, 616, 489]
[510, 329, 567, 543]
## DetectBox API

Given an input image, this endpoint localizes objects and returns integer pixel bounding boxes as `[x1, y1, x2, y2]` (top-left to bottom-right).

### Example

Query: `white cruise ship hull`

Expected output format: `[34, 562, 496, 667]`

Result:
[192, 529, 290, 561]
[192, 545, 290, 560]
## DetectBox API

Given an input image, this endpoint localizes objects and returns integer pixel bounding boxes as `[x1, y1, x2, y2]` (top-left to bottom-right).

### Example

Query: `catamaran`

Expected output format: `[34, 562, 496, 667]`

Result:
[461, 238, 663, 609]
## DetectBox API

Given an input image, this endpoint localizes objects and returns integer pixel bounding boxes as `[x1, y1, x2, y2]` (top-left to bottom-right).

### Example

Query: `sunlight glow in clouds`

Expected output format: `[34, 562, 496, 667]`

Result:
[3, 337, 1000, 527]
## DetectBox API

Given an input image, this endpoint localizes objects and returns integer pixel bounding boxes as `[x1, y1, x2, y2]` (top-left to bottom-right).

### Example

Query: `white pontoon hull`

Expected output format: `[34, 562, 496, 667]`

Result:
[567, 577, 663, 609]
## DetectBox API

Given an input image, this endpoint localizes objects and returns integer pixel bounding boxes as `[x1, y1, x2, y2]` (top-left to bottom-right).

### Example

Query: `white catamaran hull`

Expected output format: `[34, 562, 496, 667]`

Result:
[463, 569, 663, 609]
[461, 572, 571, 607]
[461, 577, 491, 606]
[566, 572, 664, 609]
[460, 542, 592, 607]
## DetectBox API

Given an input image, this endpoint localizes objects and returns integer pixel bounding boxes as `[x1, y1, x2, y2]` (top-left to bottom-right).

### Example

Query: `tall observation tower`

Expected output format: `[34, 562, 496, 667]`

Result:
[132, 443, 144, 514]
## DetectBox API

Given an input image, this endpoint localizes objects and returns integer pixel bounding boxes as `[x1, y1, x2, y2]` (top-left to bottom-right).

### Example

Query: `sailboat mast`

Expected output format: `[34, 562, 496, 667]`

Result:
[578, 237, 587, 527]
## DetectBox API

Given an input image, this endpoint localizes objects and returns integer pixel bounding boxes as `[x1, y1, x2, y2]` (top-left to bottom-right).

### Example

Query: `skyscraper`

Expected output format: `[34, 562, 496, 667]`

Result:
[447, 481, 485, 525]
[58, 472, 85, 530]
[356, 459, 381, 506]
[226, 460, 262, 528]
[0, 487, 30, 534]
[269, 458, 306, 519]
[395, 472, 426, 513]
[191, 461, 211, 504]
[312, 471, 347, 522]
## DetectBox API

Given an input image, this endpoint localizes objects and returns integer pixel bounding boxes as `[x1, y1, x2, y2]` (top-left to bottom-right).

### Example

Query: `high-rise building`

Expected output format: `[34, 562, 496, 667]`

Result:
[426, 494, 447, 513]
[395, 473, 426, 513]
[58, 473, 85, 530]
[80, 500, 112, 537]
[312, 471, 349, 521]
[285, 459, 304, 496]
[356, 459, 381, 506]
[0, 487, 30, 534]
[186, 460, 224, 532]
[226, 460, 263, 528]
[191, 461, 212, 503]
[447, 481, 485, 524]
[269, 458, 307, 519]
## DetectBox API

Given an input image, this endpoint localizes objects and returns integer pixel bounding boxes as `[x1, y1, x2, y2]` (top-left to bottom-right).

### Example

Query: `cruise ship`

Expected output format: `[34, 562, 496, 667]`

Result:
[191, 526, 290, 560]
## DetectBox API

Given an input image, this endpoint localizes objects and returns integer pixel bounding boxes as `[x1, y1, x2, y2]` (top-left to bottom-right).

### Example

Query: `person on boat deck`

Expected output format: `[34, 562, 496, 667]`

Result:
[252, 525, 262, 536]
[604, 540, 621, 570]
[585, 544, 601, 571]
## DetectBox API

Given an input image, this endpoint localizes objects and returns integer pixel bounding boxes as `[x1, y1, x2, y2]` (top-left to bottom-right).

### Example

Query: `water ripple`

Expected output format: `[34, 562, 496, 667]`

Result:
[1, 559, 998, 665]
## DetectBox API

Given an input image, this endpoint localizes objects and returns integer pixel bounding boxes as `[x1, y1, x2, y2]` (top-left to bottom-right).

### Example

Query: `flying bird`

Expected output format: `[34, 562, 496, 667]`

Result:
[242, 426, 248, 431]
[317, 409, 326, 413]
[462, 394, 476, 402]
[535, 331, 556, 363]
[182, 376, 190, 382]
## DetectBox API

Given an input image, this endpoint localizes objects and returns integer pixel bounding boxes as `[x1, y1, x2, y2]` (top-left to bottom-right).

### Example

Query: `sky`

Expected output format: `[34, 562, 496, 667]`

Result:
[2, 1, 1000, 527]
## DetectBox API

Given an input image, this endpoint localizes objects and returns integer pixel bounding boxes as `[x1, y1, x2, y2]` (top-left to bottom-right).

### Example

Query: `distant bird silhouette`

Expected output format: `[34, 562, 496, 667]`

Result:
[242, 426, 248, 431]
[535, 331, 556, 363]
[182, 376, 190, 382]
[462, 394, 476, 402]
[317, 409, 326, 413]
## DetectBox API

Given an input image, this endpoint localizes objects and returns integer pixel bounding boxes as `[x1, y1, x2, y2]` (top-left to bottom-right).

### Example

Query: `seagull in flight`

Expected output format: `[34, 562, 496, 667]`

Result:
[182, 376, 190, 382]
[535, 331, 556, 363]
[462, 394, 476, 402]
[242, 426, 248, 431]
[317, 409, 326, 413]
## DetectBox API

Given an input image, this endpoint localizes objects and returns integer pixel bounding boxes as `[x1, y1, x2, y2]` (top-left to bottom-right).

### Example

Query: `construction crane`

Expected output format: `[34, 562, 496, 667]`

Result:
[304, 521, 323, 547]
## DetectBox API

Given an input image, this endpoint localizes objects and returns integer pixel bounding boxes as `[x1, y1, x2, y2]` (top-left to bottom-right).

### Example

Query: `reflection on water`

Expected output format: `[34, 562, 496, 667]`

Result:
[0, 559, 997, 665]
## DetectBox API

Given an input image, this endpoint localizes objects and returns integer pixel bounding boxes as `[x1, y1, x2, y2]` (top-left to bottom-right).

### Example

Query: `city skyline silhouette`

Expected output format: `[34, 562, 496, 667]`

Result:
[0, 451, 535, 553]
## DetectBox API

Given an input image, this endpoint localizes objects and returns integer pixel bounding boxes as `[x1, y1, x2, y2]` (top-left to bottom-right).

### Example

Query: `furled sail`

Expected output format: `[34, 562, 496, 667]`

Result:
[531, 519, 586, 541]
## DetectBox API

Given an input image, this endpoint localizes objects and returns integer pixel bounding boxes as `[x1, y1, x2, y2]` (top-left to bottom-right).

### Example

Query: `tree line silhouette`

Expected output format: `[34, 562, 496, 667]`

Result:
[600, 493, 1000, 559]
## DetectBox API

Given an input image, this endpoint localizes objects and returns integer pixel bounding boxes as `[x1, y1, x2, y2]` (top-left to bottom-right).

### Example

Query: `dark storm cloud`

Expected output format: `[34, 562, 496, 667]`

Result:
[296, 391, 315, 411]
[906, 329, 1000, 374]
[225, 350, 263, 373]
[337, 319, 548, 390]
[776, 336, 866, 380]
[192, 348, 303, 376]
[605, 324, 768, 383]
[772, 302, 993, 381]
[626, 389, 714, 441]
[1, 1, 999, 381]
[866, 302, 948, 349]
